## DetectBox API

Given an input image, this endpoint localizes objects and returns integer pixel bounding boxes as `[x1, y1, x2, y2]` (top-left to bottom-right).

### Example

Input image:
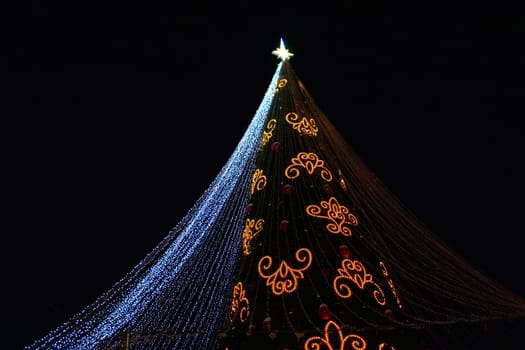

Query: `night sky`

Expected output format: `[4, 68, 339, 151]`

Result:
[6, 3, 524, 349]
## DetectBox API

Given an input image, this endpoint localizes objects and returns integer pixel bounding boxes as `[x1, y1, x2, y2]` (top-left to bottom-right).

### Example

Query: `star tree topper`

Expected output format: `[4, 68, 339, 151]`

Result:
[272, 38, 294, 61]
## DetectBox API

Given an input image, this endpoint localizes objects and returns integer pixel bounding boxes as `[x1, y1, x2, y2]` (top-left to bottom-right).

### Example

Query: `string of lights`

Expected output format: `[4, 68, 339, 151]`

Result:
[220, 40, 525, 349]
[25, 40, 525, 350]
[24, 57, 283, 350]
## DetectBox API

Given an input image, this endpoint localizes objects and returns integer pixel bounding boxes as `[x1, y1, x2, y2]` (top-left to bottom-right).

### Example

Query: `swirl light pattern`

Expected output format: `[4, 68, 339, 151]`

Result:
[242, 218, 265, 256]
[304, 320, 367, 350]
[333, 258, 386, 305]
[229, 282, 250, 323]
[274, 78, 288, 94]
[284, 152, 333, 181]
[261, 119, 277, 147]
[285, 112, 319, 136]
[251, 168, 267, 194]
[380, 262, 402, 309]
[306, 196, 359, 236]
[258, 248, 313, 295]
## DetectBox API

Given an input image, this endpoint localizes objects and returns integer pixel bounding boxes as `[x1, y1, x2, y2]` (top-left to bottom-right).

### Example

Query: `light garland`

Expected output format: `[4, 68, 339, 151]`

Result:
[26, 40, 525, 350]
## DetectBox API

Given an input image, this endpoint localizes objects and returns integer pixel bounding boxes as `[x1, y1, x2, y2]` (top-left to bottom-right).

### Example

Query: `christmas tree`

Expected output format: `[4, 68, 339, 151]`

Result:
[218, 39, 525, 350]
[26, 39, 525, 350]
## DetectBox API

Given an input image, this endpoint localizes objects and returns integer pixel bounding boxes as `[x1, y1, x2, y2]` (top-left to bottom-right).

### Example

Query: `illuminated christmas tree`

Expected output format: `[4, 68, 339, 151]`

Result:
[218, 39, 525, 349]
[26, 39, 525, 350]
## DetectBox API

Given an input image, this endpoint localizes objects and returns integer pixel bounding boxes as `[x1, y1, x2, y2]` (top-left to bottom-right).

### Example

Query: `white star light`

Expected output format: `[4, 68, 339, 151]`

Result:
[272, 38, 294, 61]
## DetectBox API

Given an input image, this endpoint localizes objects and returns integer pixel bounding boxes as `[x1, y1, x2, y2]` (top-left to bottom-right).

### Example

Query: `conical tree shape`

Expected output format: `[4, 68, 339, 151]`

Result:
[26, 40, 525, 350]
[219, 40, 525, 349]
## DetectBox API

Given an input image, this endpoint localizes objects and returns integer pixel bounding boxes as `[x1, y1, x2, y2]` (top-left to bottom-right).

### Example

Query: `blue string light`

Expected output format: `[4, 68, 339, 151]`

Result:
[25, 63, 283, 350]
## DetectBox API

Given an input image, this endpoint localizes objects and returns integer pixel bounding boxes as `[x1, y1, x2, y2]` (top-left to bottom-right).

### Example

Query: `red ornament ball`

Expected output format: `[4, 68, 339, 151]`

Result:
[262, 317, 272, 332]
[338, 244, 351, 258]
[322, 183, 333, 194]
[318, 303, 331, 321]
[279, 220, 289, 232]
[282, 184, 294, 196]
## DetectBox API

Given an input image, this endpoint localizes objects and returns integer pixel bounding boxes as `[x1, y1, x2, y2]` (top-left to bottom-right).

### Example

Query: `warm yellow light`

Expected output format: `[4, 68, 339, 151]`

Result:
[272, 38, 294, 61]
[258, 248, 312, 295]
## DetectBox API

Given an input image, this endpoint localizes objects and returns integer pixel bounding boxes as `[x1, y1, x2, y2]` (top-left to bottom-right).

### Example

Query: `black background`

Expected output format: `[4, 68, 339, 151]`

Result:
[5, 2, 524, 349]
